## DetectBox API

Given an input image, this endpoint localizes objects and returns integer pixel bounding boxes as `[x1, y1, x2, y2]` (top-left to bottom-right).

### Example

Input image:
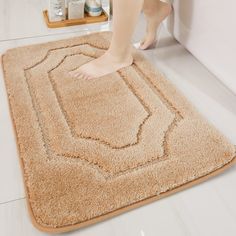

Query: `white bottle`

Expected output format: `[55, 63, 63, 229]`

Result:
[85, 0, 102, 17]
[68, 0, 85, 20]
[48, 0, 66, 22]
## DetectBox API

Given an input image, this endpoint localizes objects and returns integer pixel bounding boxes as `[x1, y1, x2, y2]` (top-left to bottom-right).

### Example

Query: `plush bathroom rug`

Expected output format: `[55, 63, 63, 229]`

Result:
[2, 31, 236, 233]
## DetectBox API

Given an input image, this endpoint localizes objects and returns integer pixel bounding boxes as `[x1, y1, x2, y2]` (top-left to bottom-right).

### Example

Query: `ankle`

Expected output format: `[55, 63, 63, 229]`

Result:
[106, 49, 133, 63]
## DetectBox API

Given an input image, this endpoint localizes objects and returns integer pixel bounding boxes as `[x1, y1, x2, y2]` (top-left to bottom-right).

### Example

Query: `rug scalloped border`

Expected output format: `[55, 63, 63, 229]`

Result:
[1, 31, 236, 233]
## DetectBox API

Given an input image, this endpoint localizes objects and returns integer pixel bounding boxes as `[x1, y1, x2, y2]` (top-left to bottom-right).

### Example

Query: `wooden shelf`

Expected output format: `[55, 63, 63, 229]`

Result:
[43, 8, 108, 28]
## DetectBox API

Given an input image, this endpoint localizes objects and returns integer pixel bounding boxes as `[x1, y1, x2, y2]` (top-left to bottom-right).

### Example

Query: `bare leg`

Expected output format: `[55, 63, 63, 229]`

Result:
[140, 0, 172, 50]
[70, 0, 144, 79]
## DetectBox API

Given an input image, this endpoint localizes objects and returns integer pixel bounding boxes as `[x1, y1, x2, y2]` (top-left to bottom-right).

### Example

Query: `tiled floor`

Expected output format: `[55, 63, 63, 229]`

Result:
[0, 1, 236, 235]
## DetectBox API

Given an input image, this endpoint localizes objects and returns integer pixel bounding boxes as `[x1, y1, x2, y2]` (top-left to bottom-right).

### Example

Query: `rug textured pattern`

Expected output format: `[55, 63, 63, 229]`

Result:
[2, 32, 236, 233]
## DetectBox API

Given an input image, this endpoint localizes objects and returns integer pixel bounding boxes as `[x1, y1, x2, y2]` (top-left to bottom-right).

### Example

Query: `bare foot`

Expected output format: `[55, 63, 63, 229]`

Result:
[140, 1, 172, 50]
[70, 51, 133, 79]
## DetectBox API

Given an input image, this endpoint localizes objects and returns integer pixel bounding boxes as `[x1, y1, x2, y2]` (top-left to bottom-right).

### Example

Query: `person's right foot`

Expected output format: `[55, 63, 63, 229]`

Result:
[139, 1, 172, 50]
[69, 50, 133, 80]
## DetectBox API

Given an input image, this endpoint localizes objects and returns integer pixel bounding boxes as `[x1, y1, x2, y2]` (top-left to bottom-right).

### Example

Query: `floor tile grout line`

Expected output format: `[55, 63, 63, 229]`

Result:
[0, 29, 98, 43]
[0, 22, 111, 43]
[0, 197, 26, 205]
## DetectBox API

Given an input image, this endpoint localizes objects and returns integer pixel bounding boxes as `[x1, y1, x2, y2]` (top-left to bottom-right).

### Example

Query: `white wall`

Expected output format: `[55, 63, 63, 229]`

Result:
[166, 0, 236, 94]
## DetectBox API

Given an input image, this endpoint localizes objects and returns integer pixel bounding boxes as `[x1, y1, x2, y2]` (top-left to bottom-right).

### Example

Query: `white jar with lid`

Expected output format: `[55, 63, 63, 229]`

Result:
[68, 0, 85, 20]
[85, 0, 102, 17]
[48, 0, 66, 22]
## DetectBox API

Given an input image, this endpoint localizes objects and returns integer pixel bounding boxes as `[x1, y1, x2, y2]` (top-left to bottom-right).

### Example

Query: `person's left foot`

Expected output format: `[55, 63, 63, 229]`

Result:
[70, 51, 133, 79]
[139, 1, 172, 50]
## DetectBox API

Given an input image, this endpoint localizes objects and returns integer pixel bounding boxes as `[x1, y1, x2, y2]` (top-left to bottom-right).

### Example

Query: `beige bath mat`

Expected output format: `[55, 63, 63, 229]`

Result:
[2, 32, 236, 233]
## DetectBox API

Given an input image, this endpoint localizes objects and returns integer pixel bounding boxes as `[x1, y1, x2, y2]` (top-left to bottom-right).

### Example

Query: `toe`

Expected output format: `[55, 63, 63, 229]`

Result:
[84, 73, 93, 80]
[86, 75, 94, 80]
[140, 39, 150, 49]
[78, 73, 85, 80]
[75, 73, 81, 78]
[70, 70, 79, 78]
[69, 70, 76, 77]
[76, 71, 88, 79]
